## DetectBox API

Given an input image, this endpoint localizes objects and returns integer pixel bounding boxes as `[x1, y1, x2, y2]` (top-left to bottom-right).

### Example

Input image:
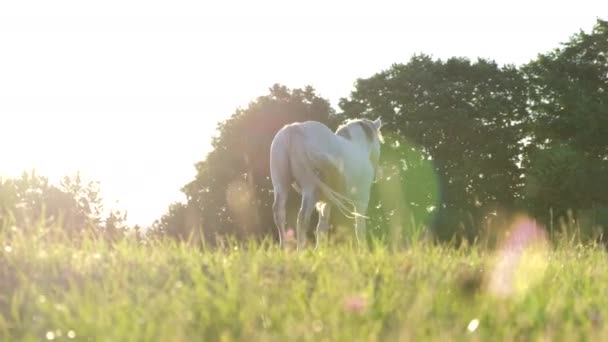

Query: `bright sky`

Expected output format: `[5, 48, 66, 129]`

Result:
[1, 0, 606, 227]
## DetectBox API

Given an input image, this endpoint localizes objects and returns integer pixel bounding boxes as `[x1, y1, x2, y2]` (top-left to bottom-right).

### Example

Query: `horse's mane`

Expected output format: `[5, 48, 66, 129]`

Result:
[336, 119, 383, 143]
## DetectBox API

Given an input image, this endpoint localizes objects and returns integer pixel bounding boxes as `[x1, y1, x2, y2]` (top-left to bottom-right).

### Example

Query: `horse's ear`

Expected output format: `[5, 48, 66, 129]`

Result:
[373, 117, 382, 130]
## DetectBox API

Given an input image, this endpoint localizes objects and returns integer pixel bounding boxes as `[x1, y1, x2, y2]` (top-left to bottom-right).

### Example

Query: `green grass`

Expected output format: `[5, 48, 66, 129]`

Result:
[1, 224, 607, 341]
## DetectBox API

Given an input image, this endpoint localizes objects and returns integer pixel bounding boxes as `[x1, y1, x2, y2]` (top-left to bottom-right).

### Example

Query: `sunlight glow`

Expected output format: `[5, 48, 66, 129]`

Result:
[467, 318, 480, 333]
[378, 136, 440, 244]
[487, 215, 549, 299]
[1, 0, 606, 226]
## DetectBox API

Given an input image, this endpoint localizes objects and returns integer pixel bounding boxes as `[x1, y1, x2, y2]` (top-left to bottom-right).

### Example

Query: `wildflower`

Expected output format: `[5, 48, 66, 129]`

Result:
[284, 228, 295, 242]
[343, 295, 368, 313]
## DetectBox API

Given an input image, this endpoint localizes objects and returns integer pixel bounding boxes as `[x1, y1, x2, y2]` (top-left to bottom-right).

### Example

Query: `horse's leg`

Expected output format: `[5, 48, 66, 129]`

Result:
[297, 190, 316, 250]
[315, 202, 331, 249]
[272, 187, 288, 248]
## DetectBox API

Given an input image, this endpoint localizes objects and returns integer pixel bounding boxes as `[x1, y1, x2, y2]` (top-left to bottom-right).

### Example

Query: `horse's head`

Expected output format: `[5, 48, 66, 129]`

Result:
[336, 117, 384, 180]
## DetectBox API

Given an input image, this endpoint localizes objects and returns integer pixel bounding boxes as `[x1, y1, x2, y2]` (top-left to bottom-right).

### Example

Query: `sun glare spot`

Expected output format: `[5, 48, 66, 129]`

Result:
[46, 331, 55, 340]
[226, 179, 260, 233]
[467, 318, 480, 333]
[377, 137, 440, 246]
[67, 330, 76, 339]
[487, 215, 549, 299]
[4, 245, 12, 253]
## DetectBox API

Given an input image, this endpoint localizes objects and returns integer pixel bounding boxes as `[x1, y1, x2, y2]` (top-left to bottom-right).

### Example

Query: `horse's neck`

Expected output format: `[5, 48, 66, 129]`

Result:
[337, 137, 371, 162]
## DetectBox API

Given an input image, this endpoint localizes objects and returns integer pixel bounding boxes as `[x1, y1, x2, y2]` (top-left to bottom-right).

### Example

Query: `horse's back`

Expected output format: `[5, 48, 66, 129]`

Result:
[300, 121, 374, 194]
[279, 120, 333, 137]
[293, 121, 345, 154]
[271, 119, 373, 189]
[270, 121, 334, 179]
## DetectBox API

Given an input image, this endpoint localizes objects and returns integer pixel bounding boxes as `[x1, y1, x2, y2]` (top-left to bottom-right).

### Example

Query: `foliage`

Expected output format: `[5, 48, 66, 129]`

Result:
[339, 55, 528, 241]
[164, 84, 336, 244]
[522, 19, 608, 230]
[149, 202, 201, 242]
[0, 171, 129, 240]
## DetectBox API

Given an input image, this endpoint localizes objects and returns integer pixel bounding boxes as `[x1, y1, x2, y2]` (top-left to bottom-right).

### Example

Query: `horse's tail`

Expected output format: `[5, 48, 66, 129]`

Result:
[286, 126, 360, 219]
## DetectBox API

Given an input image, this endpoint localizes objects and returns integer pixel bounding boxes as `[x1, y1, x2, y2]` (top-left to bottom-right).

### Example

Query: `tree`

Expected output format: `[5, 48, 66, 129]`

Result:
[171, 84, 335, 243]
[149, 202, 201, 242]
[339, 55, 528, 241]
[154, 18, 608, 244]
[0, 170, 129, 240]
[522, 18, 608, 233]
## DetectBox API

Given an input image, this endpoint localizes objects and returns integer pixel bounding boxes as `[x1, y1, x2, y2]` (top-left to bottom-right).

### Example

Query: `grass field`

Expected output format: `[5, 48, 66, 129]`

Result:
[1, 221, 607, 341]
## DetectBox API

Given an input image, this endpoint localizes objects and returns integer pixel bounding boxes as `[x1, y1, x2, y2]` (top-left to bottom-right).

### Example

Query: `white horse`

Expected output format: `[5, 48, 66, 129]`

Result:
[269, 117, 383, 249]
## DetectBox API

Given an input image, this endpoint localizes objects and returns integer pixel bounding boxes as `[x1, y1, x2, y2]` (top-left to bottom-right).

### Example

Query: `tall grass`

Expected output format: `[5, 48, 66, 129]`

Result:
[1, 219, 607, 341]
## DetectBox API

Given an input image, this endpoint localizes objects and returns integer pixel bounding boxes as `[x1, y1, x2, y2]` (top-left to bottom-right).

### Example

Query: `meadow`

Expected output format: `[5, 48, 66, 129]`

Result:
[1, 220, 607, 341]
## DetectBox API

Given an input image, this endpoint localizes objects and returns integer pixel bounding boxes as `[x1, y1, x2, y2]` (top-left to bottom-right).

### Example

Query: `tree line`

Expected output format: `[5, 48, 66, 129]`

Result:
[2, 19, 607, 246]
[0, 171, 134, 241]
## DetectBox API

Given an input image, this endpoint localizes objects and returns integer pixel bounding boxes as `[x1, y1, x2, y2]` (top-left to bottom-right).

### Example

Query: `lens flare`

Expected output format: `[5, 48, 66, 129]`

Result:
[377, 136, 440, 244]
[226, 179, 260, 234]
[487, 215, 549, 299]
[467, 318, 480, 333]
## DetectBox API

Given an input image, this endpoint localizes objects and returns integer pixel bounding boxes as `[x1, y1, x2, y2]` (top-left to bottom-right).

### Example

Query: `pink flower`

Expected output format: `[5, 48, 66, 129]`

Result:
[284, 228, 295, 242]
[343, 295, 368, 313]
